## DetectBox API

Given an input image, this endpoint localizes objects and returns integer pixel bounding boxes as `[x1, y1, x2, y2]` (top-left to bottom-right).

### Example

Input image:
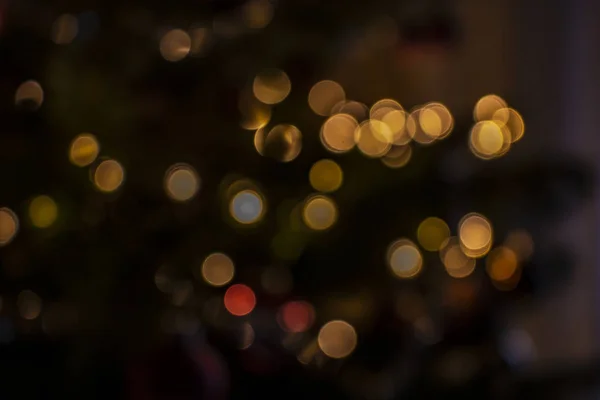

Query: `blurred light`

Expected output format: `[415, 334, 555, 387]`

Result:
[474, 94, 508, 123]
[297, 339, 319, 365]
[354, 119, 392, 157]
[253, 69, 291, 105]
[320, 113, 357, 153]
[69, 133, 99, 167]
[302, 195, 338, 231]
[0, 208, 18, 246]
[469, 121, 511, 159]
[189, 27, 211, 56]
[164, 163, 200, 202]
[440, 238, 476, 278]
[406, 109, 436, 145]
[459, 213, 493, 258]
[261, 266, 293, 295]
[262, 124, 302, 162]
[242, 0, 273, 29]
[387, 238, 423, 279]
[332, 101, 368, 121]
[381, 145, 412, 168]
[309, 159, 343, 193]
[230, 189, 265, 224]
[278, 301, 315, 333]
[94, 159, 124, 192]
[15, 80, 44, 110]
[160, 29, 191, 62]
[224, 284, 256, 316]
[308, 80, 345, 116]
[505, 230, 534, 261]
[419, 102, 453, 139]
[382, 110, 411, 145]
[370, 99, 403, 121]
[486, 247, 519, 282]
[51, 14, 78, 44]
[202, 253, 235, 287]
[18, 290, 42, 320]
[240, 91, 271, 130]
[417, 217, 450, 251]
[318, 320, 357, 359]
[254, 127, 266, 155]
[29, 195, 58, 228]
[496, 108, 525, 143]
[239, 323, 255, 350]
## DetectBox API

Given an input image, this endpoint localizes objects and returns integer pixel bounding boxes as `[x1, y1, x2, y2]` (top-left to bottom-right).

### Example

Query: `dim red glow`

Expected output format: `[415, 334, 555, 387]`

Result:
[278, 301, 315, 333]
[224, 284, 256, 316]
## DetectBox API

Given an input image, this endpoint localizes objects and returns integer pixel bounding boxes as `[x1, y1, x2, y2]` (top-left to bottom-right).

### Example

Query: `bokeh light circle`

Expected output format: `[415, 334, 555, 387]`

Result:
[387, 238, 423, 279]
[0, 208, 19, 246]
[277, 300, 315, 333]
[15, 80, 44, 110]
[302, 195, 338, 231]
[253, 69, 291, 105]
[417, 217, 450, 252]
[459, 213, 493, 258]
[440, 237, 476, 278]
[308, 80, 345, 116]
[381, 145, 412, 168]
[69, 134, 100, 167]
[229, 189, 265, 224]
[29, 195, 58, 228]
[354, 119, 392, 158]
[309, 159, 343, 193]
[94, 159, 125, 192]
[224, 284, 256, 316]
[160, 29, 191, 62]
[318, 320, 358, 359]
[164, 163, 200, 202]
[202, 252, 235, 287]
[18, 290, 42, 320]
[469, 121, 511, 159]
[486, 246, 519, 282]
[474, 94, 508, 123]
[320, 113, 357, 153]
[263, 124, 302, 162]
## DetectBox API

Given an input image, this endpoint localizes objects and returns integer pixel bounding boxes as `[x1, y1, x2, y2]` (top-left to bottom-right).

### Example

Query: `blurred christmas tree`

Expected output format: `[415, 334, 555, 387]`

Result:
[0, 0, 593, 399]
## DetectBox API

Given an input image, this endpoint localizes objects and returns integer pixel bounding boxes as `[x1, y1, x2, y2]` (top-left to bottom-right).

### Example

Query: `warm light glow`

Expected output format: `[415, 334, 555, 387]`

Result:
[94, 159, 125, 193]
[370, 99, 403, 121]
[15, 80, 44, 110]
[229, 189, 264, 224]
[419, 102, 453, 139]
[387, 239, 423, 278]
[406, 109, 436, 145]
[51, 14, 78, 44]
[0, 208, 18, 246]
[505, 230, 534, 261]
[29, 195, 58, 228]
[253, 69, 291, 105]
[18, 290, 42, 320]
[189, 27, 211, 56]
[459, 213, 493, 258]
[202, 252, 235, 287]
[496, 108, 525, 143]
[160, 29, 191, 62]
[302, 195, 337, 231]
[474, 94, 508, 123]
[320, 113, 357, 153]
[318, 320, 358, 359]
[332, 101, 368, 121]
[278, 301, 315, 333]
[486, 246, 519, 282]
[417, 217, 450, 252]
[440, 238, 476, 278]
[242, 0, 274, 29]
[381, 145, 412, 168]
[69, 134, 99, 167]
[224, 284, 256, 316]
[164, 163, 200, 202]
[469, 121, 510, 159]
[354, 119, 392, 158]
[382, 110, 410, 145]
[309, 159, 343, 193]
[262, 124, 302, 162]
[240, 92, 271, 130]
[308, 80, 345, 116]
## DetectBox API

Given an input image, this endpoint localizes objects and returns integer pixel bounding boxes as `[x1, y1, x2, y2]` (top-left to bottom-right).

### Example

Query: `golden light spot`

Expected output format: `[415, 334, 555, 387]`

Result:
[239, 91, 271, 130]
[164, 163, 200, 202]
[254, 127, 266, 155]
[308, 80, 345, 116]
[505, 230, 534, 261]
[15, 80, 44, 110]
[309, 159, 343, 193]
[381, 145, 412, 168]
[440, 238, 476, 278]
[496, 108, 525, 143]
[370, 99, 403, 121]
[69, 133, 99, 167]
[253, 69, 291, 105]
[160, 29, 191, 62]
[417, 217, 450, 252]
[302, 195, 337, 231]
[354, 119, 392, 158]
[18, 290, 42, 320]
[486, 247, 519, 282]
[382, 110, 410, 145]
[51, 14, 78, 44]
[263, 124, 302, 162]
[469, 121, 511, 159]
[318, 320, 357, 359]
[202, 253, 235, 287]
[29, 195, 58, 228]
[406, 109, 436, 145]
[332, 101, 369, 121]
[242, 0, 273, 29]
[459, 213, 493, 258]
[0, 208, 18, 246]
[474, 94, 508, 123]
[189, 27, 211, 56]
[420, 102, 453, 139]
[320, 113, 358, 153]
[94, 159, 125, 193]
[230, 189, 265, 224]
[387, 239, 423, 279]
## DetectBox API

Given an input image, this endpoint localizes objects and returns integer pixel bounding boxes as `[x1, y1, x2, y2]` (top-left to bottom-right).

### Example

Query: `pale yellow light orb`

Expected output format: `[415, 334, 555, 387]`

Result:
[94, 159, 125, 193]
[201, 253, 235, 287]
[318, 320, 357, 359]
[302, 195, 337, 231]
[309, 159, 343, 193]
[69, 133, 99, 167]
[29, 195, 58, 228]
